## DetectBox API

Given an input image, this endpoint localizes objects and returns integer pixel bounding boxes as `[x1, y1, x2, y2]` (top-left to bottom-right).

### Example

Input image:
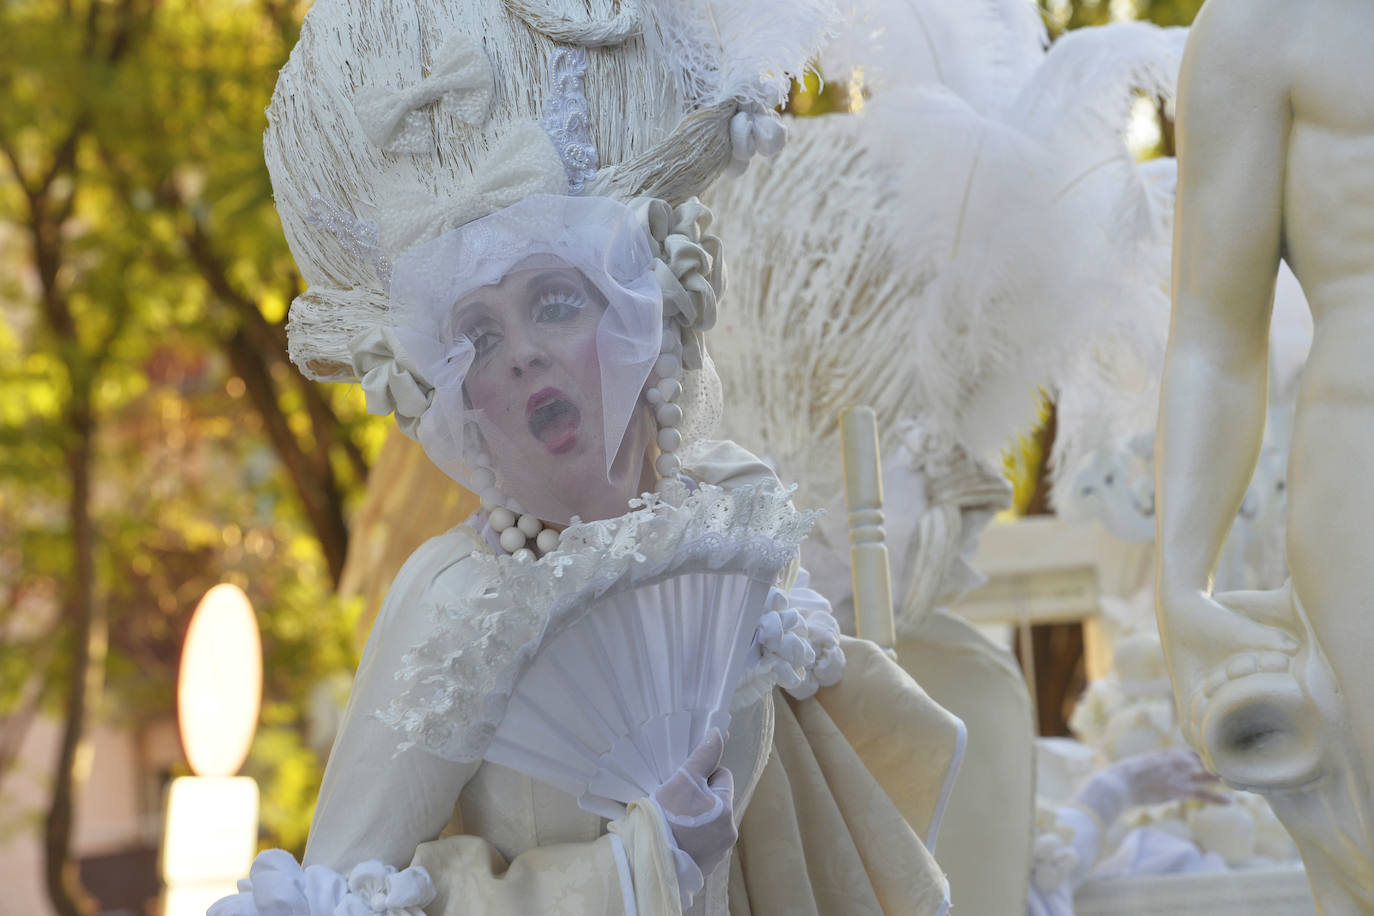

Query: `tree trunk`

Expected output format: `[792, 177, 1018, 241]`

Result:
[222, 329, 350, 584]
[43, 398, 105, 916]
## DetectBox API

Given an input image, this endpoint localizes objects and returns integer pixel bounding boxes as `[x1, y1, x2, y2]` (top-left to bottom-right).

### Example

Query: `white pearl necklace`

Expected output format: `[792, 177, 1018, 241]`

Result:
[480, 351, 686, 559]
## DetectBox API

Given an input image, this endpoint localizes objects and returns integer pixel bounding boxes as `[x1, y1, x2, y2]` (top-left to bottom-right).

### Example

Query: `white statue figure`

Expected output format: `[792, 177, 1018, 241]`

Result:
[207, 2, 972, 915]
[1155, 0, 1374, 909]
[1027, 746, 1229, 916]
[1066, 614, 1302, 882]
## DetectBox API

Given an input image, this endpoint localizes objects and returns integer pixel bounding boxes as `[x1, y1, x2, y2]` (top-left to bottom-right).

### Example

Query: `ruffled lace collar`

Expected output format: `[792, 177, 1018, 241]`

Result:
[378, 479, 818, 763]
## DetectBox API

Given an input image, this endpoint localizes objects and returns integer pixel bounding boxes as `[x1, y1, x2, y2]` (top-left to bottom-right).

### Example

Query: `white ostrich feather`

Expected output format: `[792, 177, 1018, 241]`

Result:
[822, 0, 1046, 113]
[709, 87, 1131, 506]
[1049, 156, 1176, 504]
[710, 11, 1188, 503]
[707, 111, 914, 508]
[1007, 22, 1188, 145]
[643, 0, 837, 110]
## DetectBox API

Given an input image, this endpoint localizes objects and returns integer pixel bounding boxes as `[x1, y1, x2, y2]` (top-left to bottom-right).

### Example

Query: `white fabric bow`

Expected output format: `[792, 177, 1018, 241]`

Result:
[207, 850, 436, 916]
[349, 327, 435, 441]
[340, 861, 437, 916]
[353, 36, 495, 153]
[724, 104, 788, 177]
[377, 122, 569, 251]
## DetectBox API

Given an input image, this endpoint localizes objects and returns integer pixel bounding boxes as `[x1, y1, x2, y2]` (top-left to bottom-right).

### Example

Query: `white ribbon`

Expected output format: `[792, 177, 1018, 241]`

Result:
[349, 327, 435, 441]
[341, 861, 438, 916]
[354, 35, 495, 153]
[377, 122, 569, 251]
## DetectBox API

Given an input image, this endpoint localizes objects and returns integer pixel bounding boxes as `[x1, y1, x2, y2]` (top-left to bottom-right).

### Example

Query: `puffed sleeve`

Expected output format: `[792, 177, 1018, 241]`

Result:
[304, 529, 483, 871]
[295, 528, 682, 916]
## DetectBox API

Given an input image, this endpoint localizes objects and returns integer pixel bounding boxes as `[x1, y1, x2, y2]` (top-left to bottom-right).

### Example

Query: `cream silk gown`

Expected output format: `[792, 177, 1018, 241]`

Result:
[303, 441, 965, 916]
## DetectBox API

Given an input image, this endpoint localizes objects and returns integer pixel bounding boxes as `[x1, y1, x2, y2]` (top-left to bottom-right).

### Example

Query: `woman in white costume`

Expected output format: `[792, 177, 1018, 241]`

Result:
[209, 2, 965, 915]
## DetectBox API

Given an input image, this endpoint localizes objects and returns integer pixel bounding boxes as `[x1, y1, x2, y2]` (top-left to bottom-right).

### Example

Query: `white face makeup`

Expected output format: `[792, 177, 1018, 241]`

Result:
[456, 262, 656, 523]
[384, 195, 670, 526]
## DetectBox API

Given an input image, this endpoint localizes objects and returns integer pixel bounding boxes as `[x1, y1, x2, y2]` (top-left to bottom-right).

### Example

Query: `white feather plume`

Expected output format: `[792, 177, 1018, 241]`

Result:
[1007, 22, 1187, 143]
[1049, 156, 1176, 504]
[643, 0, 837, 110]
[711, 14, 1188, 496]
[708, 89, 1138, 508]
[822, 0, 1046, 112]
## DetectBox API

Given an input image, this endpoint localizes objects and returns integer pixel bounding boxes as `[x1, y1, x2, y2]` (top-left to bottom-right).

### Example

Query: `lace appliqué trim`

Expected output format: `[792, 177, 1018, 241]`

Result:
[541, 47, 598, 194]
[306, 196, 393, 288]
[377, 479, 818, 762]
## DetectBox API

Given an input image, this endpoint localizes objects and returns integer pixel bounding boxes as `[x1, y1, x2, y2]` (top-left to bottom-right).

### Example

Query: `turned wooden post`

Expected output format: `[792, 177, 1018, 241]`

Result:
[840, 407, 897, 656]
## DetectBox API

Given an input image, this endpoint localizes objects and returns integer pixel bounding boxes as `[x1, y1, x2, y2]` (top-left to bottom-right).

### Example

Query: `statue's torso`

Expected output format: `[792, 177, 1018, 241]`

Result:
[1275, 0, 1374, 663]
[1283, 0, 1374, 327]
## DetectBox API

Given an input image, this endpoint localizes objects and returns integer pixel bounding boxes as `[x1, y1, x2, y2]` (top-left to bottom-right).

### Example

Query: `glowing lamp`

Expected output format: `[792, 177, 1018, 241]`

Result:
[177, 583, 262, 777]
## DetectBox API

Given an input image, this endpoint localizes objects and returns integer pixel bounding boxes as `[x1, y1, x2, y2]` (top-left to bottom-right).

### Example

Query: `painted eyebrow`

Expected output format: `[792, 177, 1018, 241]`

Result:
[454, 271, 582, 321]
[525, 270, 588, 294]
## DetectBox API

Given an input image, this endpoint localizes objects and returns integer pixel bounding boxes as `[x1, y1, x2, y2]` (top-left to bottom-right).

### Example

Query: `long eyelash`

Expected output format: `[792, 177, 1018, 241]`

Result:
[538, 288, 586, 312]
[462, 322, 499, 354]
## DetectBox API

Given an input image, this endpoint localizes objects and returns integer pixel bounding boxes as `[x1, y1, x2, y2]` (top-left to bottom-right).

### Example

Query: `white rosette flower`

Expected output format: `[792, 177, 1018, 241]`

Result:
[210, 850, 436, 916]
[734, 570, 846, 708]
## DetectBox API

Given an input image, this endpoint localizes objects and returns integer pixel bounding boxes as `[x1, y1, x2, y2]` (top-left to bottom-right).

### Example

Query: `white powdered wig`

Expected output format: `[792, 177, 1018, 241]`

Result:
[266, 0, 834, 382]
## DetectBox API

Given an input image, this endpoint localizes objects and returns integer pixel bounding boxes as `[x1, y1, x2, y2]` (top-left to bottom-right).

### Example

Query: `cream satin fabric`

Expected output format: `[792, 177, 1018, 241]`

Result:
[307, 441, 960, 915]
[730, 637, 960, 916]
[406, 639, 958, 916]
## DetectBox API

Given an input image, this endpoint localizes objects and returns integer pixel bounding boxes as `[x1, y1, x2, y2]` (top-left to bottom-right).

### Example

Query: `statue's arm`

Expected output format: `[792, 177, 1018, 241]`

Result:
[1156, 0, 1290, 602]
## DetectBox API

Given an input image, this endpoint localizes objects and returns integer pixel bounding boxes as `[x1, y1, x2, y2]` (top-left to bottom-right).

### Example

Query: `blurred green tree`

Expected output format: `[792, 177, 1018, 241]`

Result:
[1039, 0, 1206, 35]
[0, 2, 378, 911]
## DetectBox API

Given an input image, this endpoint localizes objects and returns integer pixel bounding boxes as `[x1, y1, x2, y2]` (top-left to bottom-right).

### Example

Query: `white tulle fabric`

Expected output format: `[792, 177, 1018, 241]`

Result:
[208, 849, 436, 916]
[365, 194, 662, 522]
[347, 192, 729, 524]
[377, 479, 818, 764]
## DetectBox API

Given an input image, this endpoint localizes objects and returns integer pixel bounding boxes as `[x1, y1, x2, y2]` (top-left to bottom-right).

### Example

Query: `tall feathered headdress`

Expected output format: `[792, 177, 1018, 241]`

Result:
[267, 0, 835, 383]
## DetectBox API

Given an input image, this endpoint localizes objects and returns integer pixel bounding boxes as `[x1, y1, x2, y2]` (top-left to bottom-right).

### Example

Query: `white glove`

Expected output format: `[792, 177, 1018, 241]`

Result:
[1076, 747, 1227, 827]
[651, 729, 737, 908]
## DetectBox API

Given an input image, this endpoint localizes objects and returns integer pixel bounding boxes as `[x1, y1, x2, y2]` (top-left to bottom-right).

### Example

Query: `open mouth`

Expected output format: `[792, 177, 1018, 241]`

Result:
[527, 389, 581, 454]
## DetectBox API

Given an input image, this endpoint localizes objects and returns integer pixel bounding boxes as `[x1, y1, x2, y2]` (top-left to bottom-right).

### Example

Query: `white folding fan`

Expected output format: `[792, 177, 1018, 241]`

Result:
[483, 569, 777, 819]
[379, 482, 815, 816]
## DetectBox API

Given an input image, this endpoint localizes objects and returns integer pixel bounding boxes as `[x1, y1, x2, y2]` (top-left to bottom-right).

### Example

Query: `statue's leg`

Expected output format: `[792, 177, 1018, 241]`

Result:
[1253, 399, 1374, 912]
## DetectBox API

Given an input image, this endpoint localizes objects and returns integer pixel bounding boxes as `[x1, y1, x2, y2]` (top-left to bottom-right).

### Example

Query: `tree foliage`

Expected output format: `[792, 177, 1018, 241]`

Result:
[1040, 0, 1206, 34]
[0, 1, 384, 905]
